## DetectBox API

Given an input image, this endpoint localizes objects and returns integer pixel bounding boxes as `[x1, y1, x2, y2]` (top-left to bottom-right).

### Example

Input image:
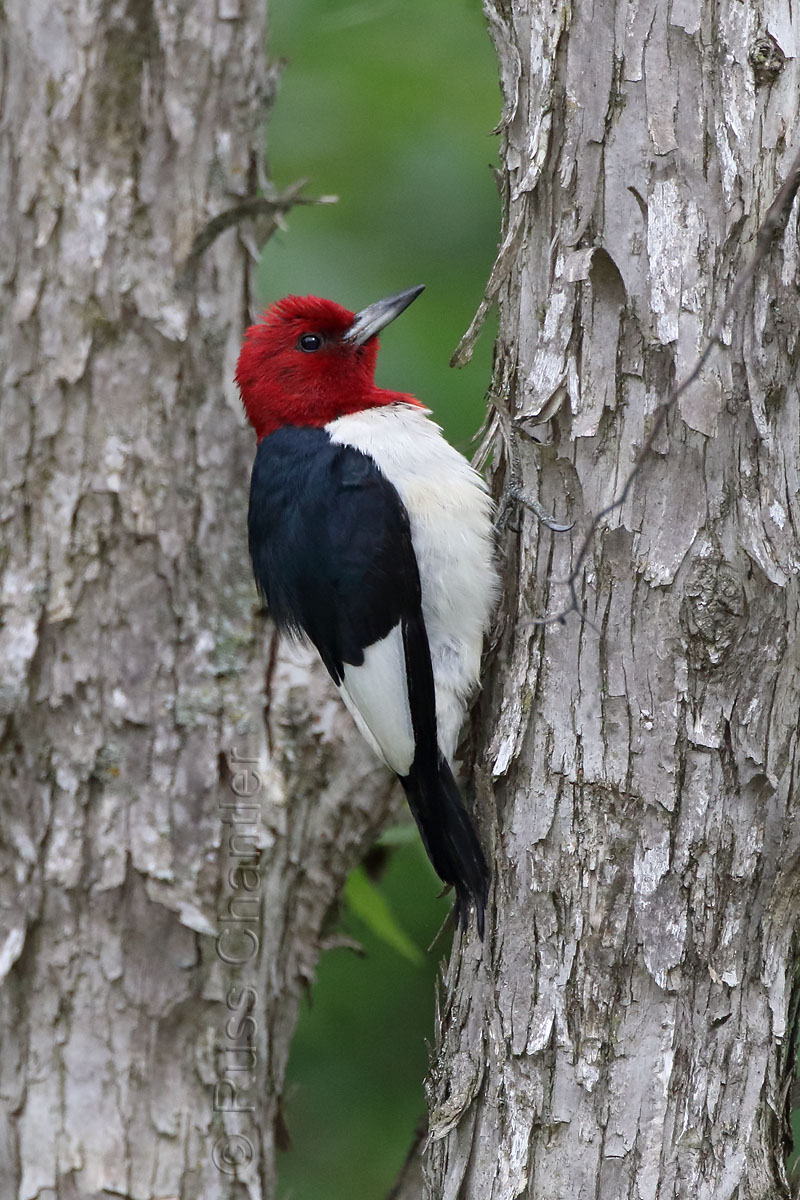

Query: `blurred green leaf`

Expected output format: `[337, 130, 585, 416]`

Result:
[344, 866, 423, 965]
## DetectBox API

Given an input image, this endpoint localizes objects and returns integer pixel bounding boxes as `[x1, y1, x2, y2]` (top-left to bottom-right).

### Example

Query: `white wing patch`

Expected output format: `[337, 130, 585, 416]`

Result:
[338, 624, 415, 776]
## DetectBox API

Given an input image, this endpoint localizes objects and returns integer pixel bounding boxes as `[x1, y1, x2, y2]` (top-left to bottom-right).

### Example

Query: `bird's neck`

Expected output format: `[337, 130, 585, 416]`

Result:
[249, 384, 423, 443]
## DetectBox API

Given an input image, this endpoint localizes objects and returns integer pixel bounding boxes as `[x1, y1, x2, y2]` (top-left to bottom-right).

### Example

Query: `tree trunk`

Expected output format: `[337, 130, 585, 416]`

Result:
[426, 1, 800, 1197]
[0, 4, 399, 1197]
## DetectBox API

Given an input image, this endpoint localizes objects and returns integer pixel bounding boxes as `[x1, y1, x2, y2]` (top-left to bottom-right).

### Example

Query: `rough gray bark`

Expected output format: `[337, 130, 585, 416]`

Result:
[0, 3, 398, 1197]
[426, 1, 800, 1198]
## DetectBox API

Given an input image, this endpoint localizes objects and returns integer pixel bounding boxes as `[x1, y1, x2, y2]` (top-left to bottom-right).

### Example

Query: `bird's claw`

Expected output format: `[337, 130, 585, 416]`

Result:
[502, 483, 573, 533]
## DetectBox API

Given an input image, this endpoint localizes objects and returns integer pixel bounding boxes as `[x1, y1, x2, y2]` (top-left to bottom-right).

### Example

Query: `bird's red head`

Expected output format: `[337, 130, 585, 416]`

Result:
[236, 287, 425, 441]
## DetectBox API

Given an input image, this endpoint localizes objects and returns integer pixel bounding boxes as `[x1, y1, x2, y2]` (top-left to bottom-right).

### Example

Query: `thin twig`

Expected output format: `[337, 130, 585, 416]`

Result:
[385, 1120, 427, 1200]
[534, 142, 800, 627]
[177, 181, 337, 286]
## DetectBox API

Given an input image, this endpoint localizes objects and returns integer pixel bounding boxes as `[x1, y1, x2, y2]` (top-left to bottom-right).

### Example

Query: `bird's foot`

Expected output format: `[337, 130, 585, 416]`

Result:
[496, 483, 573, 535]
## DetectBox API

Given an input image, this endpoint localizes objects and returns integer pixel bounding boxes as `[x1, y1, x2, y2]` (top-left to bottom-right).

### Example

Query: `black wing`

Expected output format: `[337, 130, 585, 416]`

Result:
[248, 424, 423, 686]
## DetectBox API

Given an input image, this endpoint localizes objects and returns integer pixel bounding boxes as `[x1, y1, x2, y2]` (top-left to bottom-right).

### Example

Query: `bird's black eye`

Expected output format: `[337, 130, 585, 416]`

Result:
[297, 333, 323, 352]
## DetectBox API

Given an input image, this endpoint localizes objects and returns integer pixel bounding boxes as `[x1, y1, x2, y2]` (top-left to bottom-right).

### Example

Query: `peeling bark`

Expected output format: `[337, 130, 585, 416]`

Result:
[0, 3, 400, 1197]
[426, 1, 800, 1197]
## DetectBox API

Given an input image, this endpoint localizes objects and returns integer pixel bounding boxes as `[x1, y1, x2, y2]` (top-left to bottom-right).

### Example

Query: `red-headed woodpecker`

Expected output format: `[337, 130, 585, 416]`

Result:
[236, 287, 498, 935]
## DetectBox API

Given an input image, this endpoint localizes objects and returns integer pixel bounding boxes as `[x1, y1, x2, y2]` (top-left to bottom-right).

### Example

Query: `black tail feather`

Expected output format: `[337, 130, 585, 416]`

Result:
[400, 757, 489, 938]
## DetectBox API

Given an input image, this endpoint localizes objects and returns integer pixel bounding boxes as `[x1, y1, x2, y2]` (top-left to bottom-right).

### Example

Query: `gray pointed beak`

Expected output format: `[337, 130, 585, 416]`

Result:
[343, 285, 425, 346]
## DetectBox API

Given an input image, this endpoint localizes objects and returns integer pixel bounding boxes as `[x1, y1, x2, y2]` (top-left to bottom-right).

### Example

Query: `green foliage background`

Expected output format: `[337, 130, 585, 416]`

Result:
[258, 0, 500, 452]
[257, 0, 500, 1196]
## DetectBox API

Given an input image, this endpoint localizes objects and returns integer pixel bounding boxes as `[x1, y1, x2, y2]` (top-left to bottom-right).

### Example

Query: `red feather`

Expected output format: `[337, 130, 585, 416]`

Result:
[236, 295, 421, 441]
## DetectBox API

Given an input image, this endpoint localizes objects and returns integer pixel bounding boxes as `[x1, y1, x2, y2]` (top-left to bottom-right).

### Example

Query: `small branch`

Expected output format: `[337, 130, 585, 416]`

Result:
[536, 142, 800, 627]
[177, 181, 337, 286]
[385, 1121, 427, 1200]
[451, 204, 526, 367]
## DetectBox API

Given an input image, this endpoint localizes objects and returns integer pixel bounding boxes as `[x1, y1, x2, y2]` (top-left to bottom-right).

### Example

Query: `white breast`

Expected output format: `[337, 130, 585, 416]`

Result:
[327, 404, 498, 762]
